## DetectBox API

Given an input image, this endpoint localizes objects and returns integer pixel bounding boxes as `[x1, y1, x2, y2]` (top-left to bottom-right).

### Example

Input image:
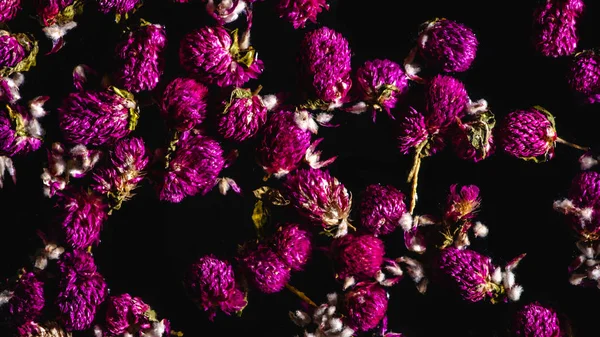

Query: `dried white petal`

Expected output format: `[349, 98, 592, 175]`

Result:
[290, 310, 312, 327]
[507, 285, 523, 302]
[0, 290, 13, 306]
[342, 276, 355, 291]
[399, 213, 413, 231]
[580, 155, 598, 170]
[588, 266, 600, 280]
[569, 273, 587, 285]
[261, 94, 278, 111]
[472, 221, 489, 238]
[491, 267, 502, 284]
[503, 271, 515, 289]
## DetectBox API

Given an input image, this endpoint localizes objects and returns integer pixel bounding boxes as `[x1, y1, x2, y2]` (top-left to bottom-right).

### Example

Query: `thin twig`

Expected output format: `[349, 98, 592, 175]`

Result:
[556, 137, 590, 152]
[285, 283, 317, 308]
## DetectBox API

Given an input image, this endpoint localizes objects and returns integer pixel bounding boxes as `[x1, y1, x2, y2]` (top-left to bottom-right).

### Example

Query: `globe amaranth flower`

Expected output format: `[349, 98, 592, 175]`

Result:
[17, 321, 72, 337]
[239, 245, 291, 294]
[0, 102, 46, 157]
[7, 272, 44, 326]
[512, 302, 561, 337]
[105, 293, 151, 336]
[257, 110, 312, 177]
[158, 130, 225, 203]
[35, 0, 78, 26]
[0, 31, 38, 78]
[271, 223, 312, 271]
[417, 18, 478, 73]
[343, 283, 388, 332]
[184, 255, 247, 320]
[359, 184, 407, 236]
[0, 0, 20, 23]
[331, 234, 384, 281]
[283, 168, 352, 238]
[58, 87, 139, 147]
[0, 34, 25, 69]
[554, 171, 600, 240]
[97, 0, 141, 19]
[533, 0, 584, 57]
[276, 0, 329, 29]
[56, 189, 108, 250]
[180, 26, 264, 87]
[425, 74, 468, 129]
[115, 20, 167, 93]
[566, 50, 600, 103]
[444, 184, 480, 223]
[161, 77, 208, 131]
[217, 87, 269, 142]
[451, 109, 496, 162]
[300, 27, 352, 108]
[57, 249, 98, 275]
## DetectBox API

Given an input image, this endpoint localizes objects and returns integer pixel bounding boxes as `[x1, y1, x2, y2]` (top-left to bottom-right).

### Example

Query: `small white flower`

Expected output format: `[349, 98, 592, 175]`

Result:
[588, 266, 600, 280]
[503, 271, 515, 289]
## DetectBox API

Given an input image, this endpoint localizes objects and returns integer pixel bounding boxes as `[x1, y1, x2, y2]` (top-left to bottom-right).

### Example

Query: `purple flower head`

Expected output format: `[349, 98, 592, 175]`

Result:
[445, 184, 481, 223]
[240, 245, 290, 294]
[283, 168, 352, 237]
[564, 171, 600, 239]
[512, 302, 561, 337]
[498, 107, 557, 162]
[300, 27, 352, 106]
[35, 0, 76, 27]
[425, 74, 468, 129]
[277, 0, 329, 29]
[0, 0, 20, 23]
[56, 189, 108, 250]
[451, 110, 496, 162]
[417, 18, 478, 73]
[105, 293, 151, 336]
[331, 234, 384, 281]
[359, 184, 407, 236]
[161, 77, 208, 131]
[257, 110, 312, 177]
[567, 50, 600, 103]
[396, 107, 445, 156]
[217, 87, 268, 142]
[158, 131, 225, 203]
[97, 0, 141, 17]
[7, 272, 44, 325]
[58, 87, 139, 147]
[0, 31, 37, 78]
[180, 26, 264, 88]
[344, 283, 388, 332]
[355, 59, 408, 118]
[57, 250, 98, 276]
[271, 223, 312, 271]
[0, 104, 44, 157]
[115, 20, 167, 93]
[533, 0, 584, 57]
[17, 321, 70, 337]
[184, 255, 247, 320]
[0, 34, 25, 68]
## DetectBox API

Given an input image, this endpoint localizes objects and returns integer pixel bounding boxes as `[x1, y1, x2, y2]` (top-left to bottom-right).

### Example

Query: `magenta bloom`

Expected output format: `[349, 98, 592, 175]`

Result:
[97, 0, 141, 16]
[512, 302, 561, 337]
[533, 0, 584, 57]
[0, 104, 43, 157]
[57, 249, 98, 275]
[565, 171, 600, 239]
[359, 184, 407, 236]
[257, 110, 312, 177]
[417, 18, 478, 73]
[7, 272, 44, 325]
[344, 283, 388, 332]
[0, 0, 20, 23]
[0, 31, 37, 77]
[331, 234, 384, 281]
[425, 74, 468, 129]
[276, 0, 329, 29]
[180, 26, 264, 87]
[217, 87, 268, 142]
[161, 77, 208, 131]
[0, 34, 25, 68]
[396, 107, 446, 156]
[58, 88, 139, 147]
[158, 131, 225, 203]
[115, 21, 167, 93]
[240, 245, 291, 294]
[300, 27, 352, 106]
[445, 184, 480, 223]
[271, 223, 312, 271]
[105, 294, 151, 336]
[567, 50, 600, 103]
[35, 0, 75, 26]
[498, 107, 557, 161]
[57, 189, 108, 250]
[283, 168, 352, 237]
[355, 59, 408, 118]
[184, 255, 247, 320]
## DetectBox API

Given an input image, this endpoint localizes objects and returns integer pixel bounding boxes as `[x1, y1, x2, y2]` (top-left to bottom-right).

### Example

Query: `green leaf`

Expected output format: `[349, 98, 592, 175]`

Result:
[222, 88, 253, 114]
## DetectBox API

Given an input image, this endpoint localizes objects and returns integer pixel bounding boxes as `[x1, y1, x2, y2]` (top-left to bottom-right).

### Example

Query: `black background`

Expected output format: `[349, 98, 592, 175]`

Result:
[2, 0, 600, 336]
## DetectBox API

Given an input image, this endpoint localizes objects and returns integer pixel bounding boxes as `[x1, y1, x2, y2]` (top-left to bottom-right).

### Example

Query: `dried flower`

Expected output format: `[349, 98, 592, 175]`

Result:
[512, 302, 561, 337]
[451, 109, 495, 162]
[58, 87, 138, 146]
[161, 77, 208, 131]
[18, 321, 72, 337]
[57, 249, 97, 275]
[359, 184, 407, 236]
[0, 0, 20, 23]
[554, 171, 600, 240]
[332, 234, 384, 281]
[7, 272, 44, 325]
[202, 0, 249, 25]
[105, 294, 151, 336]
[115, 20, 167, 93]
[425, 74, 468, 129]
[97, 0, 141, 18]
[0, 31, 38, 78]
[445, 184, 480, 223]
[567, 50, 600, 103]
[56, 189, 108, 250]
[343, 283, 388, 332]
[35, 0, 82, 54]
[216, 87, 269, 142]
[180, 26, 264, 87]
[0, 103, 46, 157]
[533, 0, 584, 57]
[0, 34, 25, 69]
[239, 245, 291, 294]
[271, 223, 312, 271]
[276, 0, 329, 29]
[184, 255, 247, 320]
[417, 18, 478, 73]
[290, 293, 354, 337]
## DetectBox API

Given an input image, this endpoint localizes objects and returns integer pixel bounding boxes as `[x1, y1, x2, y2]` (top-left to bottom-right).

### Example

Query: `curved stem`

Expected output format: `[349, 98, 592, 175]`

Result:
[409, 157, 421, 215]
[556, 137, 590, 152]
[285, 283, 317, 308]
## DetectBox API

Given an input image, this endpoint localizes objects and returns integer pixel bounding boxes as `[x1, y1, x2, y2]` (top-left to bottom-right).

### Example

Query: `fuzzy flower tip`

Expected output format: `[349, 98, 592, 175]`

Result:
[57, 189, 108, 250]
[355, 59, 408, 117]
[332, 234, 384, 281]
[418, 18, 478, 73]
[58, 88, 139, 147]
[105, 294, 151, 335]
[161, 77, 208, 131]
[283, 168, 352, 237]
[344, 283, 388, 332]
[0, 0, 20, 23]
[257, 110, 312, 177]
[217, 87, 268, 142]
[115, 21, 167, 93]
[567, 50, 600, 103]
[512, 302, 561, 337]
[8, 272, 45, 325]
[158, 131, 225, 203]
[533, 0, 584, 57]
[359, 184, 407, 236]
[240, 245, 291, 294]
[277, 0, 329, 29]
[0, 34, 25, 69]
[271, 223, 312, 271]
[184, 255, 247, 320]
[498, 107, 557, 162]
[98, 0, 141, 16]
[300, 27, 352, 106]
[180, 26, 264, 87]
[445, 184, 480, 223]
[425, 74, 468, 129]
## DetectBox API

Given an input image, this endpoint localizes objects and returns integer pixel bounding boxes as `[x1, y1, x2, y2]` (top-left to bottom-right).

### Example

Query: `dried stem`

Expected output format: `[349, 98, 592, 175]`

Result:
[285, 283, 317, 308]
[407, 142, 426, 215]
[556, 137, 590, 152]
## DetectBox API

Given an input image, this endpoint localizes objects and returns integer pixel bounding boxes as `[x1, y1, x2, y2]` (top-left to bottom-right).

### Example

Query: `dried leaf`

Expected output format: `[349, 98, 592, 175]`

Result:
[252, 200, 268, 239]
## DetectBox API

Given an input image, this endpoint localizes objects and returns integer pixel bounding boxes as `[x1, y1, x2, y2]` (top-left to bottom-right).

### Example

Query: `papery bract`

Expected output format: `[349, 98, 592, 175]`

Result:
[240, 245, 290, 294]
[276, 0, 329, 29]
